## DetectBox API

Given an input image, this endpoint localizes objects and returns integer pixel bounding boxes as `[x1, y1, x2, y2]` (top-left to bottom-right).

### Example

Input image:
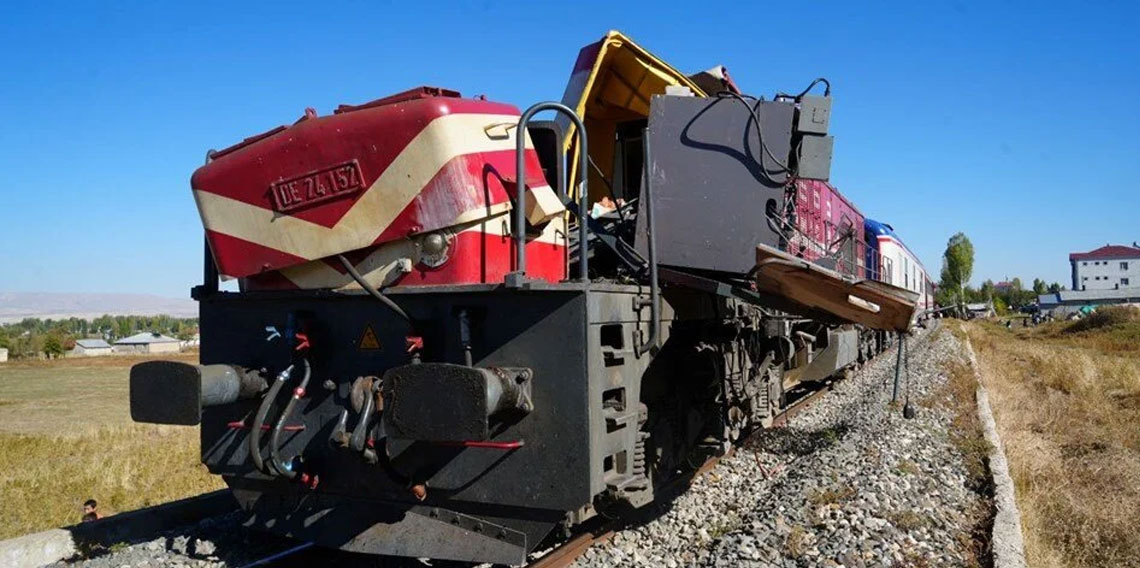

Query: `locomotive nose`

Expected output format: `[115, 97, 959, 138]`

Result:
[130, 361, 267, 425]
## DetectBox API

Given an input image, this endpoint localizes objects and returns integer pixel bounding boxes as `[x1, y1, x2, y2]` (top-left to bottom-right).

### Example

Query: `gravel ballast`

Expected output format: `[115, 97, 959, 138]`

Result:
[50, 325, 987, 568]
[575, 323, 990, 567]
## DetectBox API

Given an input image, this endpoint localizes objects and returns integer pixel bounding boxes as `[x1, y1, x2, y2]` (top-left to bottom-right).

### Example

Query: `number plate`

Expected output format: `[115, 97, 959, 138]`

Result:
[270, 160, 365, 213]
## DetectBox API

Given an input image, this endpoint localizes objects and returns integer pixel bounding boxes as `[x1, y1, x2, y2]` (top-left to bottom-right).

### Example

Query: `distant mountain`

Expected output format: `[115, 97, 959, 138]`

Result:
[0, 292, 197, 323]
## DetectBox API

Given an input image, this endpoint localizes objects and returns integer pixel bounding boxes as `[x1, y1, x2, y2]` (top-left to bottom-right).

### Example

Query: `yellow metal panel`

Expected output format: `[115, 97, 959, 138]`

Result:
[559, 31, 707, 203]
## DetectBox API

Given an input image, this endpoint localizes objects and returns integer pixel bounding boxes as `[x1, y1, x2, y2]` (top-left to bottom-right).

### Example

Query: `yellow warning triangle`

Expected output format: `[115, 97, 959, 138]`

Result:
[359, 324, 381, 350]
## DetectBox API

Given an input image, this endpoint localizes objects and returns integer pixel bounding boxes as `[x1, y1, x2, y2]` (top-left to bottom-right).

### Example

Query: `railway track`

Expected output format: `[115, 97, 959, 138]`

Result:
[524, 357, 860, 568]
[526, 450, 728, 568]
[522, 332, 921, 568]
[6, 336, 906, 568]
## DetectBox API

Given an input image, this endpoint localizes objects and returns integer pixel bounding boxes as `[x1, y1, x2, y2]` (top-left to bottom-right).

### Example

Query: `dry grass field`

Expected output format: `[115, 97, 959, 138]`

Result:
[959, 307, 1140, 568]
[0, 352, 223, 539]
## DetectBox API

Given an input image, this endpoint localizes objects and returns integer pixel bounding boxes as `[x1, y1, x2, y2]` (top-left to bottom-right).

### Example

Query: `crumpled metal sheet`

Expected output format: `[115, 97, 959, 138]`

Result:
[755, 244, 919, 331]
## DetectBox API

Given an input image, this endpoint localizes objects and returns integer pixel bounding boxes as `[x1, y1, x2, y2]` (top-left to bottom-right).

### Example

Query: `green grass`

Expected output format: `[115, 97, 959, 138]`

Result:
[0, 355, 222, 539]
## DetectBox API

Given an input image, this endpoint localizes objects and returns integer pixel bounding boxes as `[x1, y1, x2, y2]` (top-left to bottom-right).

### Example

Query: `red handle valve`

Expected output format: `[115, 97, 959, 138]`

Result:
[406, 336, 424, 353]
[298, 472, 320, 490]
[295, 332, 311, 352]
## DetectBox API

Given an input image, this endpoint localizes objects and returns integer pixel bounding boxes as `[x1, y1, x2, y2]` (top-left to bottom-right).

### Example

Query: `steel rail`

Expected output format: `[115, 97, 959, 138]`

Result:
[771, 381, 835, 427]
[235, 541, 315, 568]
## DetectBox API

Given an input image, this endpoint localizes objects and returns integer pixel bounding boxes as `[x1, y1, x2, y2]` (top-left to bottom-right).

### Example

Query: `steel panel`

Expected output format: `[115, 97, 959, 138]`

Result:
[198, 288, 592, 512]
[636, 95, 793, 276]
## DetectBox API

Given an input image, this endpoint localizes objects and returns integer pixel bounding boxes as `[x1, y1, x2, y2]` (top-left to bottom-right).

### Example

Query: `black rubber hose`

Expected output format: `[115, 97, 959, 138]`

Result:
[587, 154, 626, 224]
[796, 77, 831, 98]
[715, 91, 791, 174]
[336, 254, 410, 323]
[269, 358, 311, 478]
[249, 364, 293, 474]
[776, 77, 832, 100]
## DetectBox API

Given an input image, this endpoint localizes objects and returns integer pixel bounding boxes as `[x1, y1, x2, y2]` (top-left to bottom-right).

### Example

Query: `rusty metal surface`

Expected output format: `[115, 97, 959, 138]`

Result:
[771, 382, 834, 428]
[527, 525, 615, 568]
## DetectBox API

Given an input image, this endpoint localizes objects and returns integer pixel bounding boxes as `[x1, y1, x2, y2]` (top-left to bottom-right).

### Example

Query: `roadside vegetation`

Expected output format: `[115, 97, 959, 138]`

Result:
[927, 326, 992, 568]
[1023, 305, 1140, 356]
[0, 354, 222, 539]
[958, 307, 1140, 567]
[932, 231, 1065, 315]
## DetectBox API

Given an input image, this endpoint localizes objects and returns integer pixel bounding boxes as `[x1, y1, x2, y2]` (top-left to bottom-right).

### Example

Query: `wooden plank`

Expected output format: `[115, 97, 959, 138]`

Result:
[754, 244, 919, 331]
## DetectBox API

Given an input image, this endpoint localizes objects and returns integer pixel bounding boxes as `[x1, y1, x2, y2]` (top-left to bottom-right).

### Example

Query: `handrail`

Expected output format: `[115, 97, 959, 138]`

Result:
[636, 129, 659, 356]
[507, 102, 589, 287]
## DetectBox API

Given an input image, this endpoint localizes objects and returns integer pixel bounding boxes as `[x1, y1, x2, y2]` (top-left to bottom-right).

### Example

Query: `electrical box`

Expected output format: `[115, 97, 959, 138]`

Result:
[796, 95, 831, 135]
[797, 135, 834, 181]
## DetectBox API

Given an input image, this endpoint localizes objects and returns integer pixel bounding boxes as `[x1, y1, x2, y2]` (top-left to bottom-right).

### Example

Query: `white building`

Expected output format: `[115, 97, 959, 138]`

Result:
[1070, 244, 1140, 291]
[965, 302, 995, 319]
[114, 332, 182, 355]
[0, 348, 8, 363]
[71, 338, 113, 357]
[180, 332, 200, 350]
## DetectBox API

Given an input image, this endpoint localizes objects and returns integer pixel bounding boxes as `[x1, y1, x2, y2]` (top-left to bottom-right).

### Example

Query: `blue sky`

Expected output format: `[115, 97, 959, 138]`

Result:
[0, 1, 1136, 297]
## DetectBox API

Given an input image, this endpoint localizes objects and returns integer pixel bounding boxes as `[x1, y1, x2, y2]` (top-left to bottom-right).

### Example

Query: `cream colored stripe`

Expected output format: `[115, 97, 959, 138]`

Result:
[277, 212, 567, 290]
[195, 113, 533, 261]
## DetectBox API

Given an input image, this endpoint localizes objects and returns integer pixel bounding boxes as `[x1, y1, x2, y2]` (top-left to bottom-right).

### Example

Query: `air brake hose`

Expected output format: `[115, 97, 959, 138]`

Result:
[249, 364, 294, 474]
[336, 254, 411, 323]
[269, 358, 311, 478]
[348, 386, 375, 453]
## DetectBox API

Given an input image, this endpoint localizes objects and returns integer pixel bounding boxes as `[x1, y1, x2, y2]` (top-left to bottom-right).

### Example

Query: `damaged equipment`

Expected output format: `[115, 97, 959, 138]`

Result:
[128, 30, 931, 565]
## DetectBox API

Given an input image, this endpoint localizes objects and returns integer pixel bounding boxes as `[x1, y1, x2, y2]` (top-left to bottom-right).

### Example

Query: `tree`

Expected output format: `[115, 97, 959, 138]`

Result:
[939, 232, 975, 309]
[43, 335, 64, 359]
[993, 296, 1008, 315]
[1048, 282, 1063, 293]
[980, 279, 996, 299]
[1006, 278, 1024, 308]
[1032, 278, 1047, 295]
[963, 285, 987, 303]
[994, 296, 1012, 314]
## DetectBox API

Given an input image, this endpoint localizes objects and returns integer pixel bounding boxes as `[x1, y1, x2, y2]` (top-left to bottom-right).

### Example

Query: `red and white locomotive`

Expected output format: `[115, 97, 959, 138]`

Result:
[131, 31, 927, 565]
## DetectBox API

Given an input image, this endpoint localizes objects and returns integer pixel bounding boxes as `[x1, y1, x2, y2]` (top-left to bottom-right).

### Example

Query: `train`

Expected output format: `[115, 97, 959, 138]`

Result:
[866, 218, 935, 315]
[130, 31, 929, 565]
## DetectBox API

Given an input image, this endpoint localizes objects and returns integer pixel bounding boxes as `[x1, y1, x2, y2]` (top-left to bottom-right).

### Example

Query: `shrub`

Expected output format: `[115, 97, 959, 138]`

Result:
[1064, 306, 1140, 334]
